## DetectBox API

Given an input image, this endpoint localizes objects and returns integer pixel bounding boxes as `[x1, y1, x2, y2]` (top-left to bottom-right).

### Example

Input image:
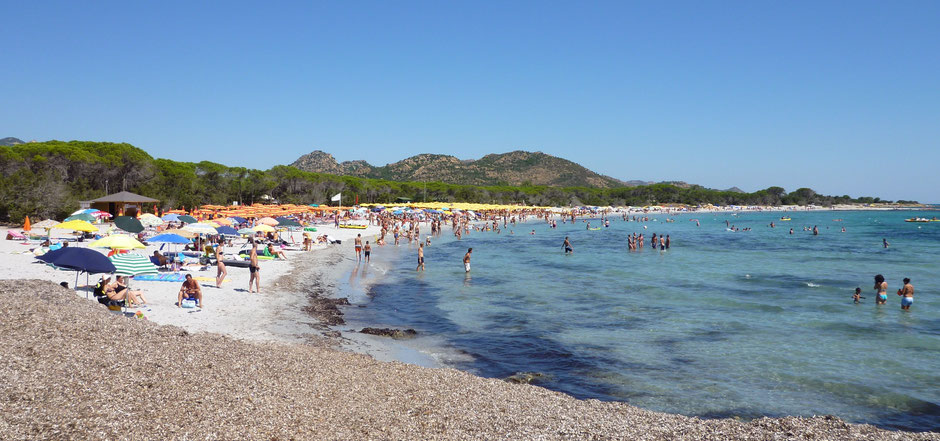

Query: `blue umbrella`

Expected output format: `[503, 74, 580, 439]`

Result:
[148, 233, 191, 244]
[42, 248, 116, 274]
[36, 247, 69, 263]
[38, 247, 117, 293]
[162, 213, 180, 221]
[230, 216, 247, 224]
[216, 226, 239, 236]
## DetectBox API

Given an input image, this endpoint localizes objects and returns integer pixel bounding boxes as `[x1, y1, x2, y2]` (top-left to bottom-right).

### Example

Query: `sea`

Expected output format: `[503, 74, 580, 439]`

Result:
[339, 209, 940, 432]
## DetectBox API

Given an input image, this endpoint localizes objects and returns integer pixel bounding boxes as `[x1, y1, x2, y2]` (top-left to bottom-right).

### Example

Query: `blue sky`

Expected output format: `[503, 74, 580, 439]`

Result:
[2, 1, 938, 202]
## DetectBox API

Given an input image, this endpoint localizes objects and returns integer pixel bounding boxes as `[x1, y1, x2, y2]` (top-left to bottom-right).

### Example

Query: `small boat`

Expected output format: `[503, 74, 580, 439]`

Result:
[780, 217, 792, 221]
[338, 224, 368, 229]
[905, 218, 932, 223]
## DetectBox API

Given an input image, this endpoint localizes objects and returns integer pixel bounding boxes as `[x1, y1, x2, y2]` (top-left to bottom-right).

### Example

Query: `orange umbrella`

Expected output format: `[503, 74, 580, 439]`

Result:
[23, 216, 31, 232]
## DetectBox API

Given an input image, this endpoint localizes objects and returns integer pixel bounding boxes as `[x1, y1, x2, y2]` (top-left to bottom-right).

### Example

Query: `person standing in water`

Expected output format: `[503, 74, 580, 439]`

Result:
[363, 241, 371, 263]
[883, 238, 890, 248]
[897, 278, 914, 310]
[874, 274, 888, 305]
[416, 242, 425, 271]
[354, 234, 363, 263]
[563, 236, 573, 254]
[463, 248, 472, 273]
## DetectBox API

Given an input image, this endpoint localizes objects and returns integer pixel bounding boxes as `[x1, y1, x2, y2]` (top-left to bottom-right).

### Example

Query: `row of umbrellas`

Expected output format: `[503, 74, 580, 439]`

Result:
[37, 247, 159, 292]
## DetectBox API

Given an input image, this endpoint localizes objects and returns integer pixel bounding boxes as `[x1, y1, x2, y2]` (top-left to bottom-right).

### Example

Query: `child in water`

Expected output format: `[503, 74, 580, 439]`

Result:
[853, 287, 862, 303]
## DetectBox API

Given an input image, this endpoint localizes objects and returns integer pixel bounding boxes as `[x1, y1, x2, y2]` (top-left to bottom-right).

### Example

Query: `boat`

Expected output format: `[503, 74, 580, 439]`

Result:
[780, 217, 791, 221]
[905, 218, 933, 223]
[338, 224, 368, 229]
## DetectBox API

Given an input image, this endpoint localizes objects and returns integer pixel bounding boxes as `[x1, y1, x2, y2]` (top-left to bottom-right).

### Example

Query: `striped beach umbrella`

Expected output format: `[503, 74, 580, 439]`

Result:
[109, 253, 158, 276]
[183, 223, 218, 235]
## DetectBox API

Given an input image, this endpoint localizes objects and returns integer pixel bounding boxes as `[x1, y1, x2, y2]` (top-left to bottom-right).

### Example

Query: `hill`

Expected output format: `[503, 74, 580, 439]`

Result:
[0, 137, 24, 146]
[291, 150, 626, 188]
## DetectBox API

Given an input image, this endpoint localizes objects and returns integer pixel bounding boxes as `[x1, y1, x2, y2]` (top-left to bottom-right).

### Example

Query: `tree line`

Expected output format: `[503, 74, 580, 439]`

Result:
[0, 141, 915, 222]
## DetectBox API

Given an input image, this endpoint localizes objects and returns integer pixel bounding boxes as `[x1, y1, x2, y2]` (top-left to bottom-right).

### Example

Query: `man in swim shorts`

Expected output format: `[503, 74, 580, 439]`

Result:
[355, 233, 363, 263]
[463, 248, 472, 273]
[897, 277, 914, 310]
[563, 237, 572, 254]
[416, 243, 425, 271]
[363, 241, 371, 263]
[249, 241, 260, 294]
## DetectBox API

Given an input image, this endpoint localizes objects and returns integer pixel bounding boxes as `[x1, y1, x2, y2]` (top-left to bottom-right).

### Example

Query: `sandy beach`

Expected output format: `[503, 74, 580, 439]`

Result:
[2, 277, 933, 440]
[0, 212, 936, 439]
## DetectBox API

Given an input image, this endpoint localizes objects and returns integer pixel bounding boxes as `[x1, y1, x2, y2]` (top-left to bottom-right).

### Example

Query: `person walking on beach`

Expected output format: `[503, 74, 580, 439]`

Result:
[354, 234, 363, 263]
[874, 274, 887, 305]
[463, 248, 472, 273]
[563, 236, 573, 254]
[214, 245, 227, 289]
[416, 242, 425, 271]
[364, 241, 371, 263]
[897, 278, 914, 310]
[249, 241, 261, 294]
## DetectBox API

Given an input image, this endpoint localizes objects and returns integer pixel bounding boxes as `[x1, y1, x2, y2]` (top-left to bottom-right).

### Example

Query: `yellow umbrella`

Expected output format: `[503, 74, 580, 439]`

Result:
[56, 220, 98, 233]
[252, 224, 276, 233]
[89, 234, 146, 249]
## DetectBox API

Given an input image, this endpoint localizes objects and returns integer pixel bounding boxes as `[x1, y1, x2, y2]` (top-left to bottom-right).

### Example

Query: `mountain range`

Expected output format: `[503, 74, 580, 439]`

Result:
[0, 137, 25, 146]
[292, 150, 648, 188]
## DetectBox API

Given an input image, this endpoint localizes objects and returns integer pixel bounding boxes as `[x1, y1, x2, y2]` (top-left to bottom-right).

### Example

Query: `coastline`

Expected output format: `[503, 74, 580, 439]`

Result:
[1, 212, 937, 438]
[2, 278, 933, 440]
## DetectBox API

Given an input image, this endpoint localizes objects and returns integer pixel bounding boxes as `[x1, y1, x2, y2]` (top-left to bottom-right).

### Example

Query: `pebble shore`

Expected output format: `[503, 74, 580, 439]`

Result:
[1, 280, 934, 440]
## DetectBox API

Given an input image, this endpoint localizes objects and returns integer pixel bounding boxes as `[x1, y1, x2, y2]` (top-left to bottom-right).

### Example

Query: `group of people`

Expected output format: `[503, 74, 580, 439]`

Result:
[863, 274, 915, 309]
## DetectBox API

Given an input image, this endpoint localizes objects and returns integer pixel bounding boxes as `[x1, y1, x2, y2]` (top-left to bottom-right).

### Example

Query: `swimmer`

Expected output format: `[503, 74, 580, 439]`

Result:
[874, 274, 888, 305]
[883, 238, 889, 248]
[563, 236, 572, 254]
[897, 277, 913, 310]
[852, 287, 863, 303]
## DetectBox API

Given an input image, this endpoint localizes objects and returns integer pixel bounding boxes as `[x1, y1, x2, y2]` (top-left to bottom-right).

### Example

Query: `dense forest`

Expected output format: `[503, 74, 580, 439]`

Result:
[0, 141, 915, 222]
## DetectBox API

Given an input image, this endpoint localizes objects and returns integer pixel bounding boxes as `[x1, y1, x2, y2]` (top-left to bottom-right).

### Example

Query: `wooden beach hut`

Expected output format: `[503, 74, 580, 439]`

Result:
[84, 191, 160, 217]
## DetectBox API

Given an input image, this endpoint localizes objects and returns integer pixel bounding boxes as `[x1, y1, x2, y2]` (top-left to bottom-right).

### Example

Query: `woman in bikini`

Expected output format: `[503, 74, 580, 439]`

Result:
[107, 275, 148, 306]
[873, 274, 888, 305]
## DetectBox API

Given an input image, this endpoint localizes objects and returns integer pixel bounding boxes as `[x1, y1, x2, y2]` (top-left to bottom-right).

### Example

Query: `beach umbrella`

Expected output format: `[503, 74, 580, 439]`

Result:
[89, 234, 146, 250]
[56, 219, 98, 233]
[148, 233, 191, 244]
[162, 213, 181, 222]
[139, 213, 164, 227]
[258, 217, 278, 226]
[41, 247, 116, 274]
[33, 219, 60, 229]
[23, 216, 31, 232]
[36, 247, 69, 263]
[109, 253, 158, 276]
[252, 224, 275, 233]
[230, 216, 247, 224]
[114, 216, 145, 234]
[163, 228, 197, 239]
[276, 217, 301, 227]
[177, 215, 198, 224]
[216, 226, 239, 236]
[212, 218, 232, 226]
[65, 213, 96, 223]
[92, 211, 112, 219]
[183, 223, 218, 235]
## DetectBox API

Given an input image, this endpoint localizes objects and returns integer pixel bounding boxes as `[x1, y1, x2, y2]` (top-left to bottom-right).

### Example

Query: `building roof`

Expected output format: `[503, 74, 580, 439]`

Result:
[89, 191, 160, 203]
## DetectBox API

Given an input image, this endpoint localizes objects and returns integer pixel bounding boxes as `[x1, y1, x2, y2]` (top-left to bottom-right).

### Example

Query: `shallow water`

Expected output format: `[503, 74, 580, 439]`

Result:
[343, 210, 940, 431]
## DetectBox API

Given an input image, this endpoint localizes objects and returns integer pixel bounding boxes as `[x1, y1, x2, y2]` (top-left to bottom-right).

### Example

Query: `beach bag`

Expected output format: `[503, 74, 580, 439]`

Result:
[181, 299, 197, 308]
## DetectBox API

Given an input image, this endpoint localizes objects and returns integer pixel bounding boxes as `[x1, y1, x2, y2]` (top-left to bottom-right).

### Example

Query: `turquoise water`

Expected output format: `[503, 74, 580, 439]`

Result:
[343, 210, 940, 431]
